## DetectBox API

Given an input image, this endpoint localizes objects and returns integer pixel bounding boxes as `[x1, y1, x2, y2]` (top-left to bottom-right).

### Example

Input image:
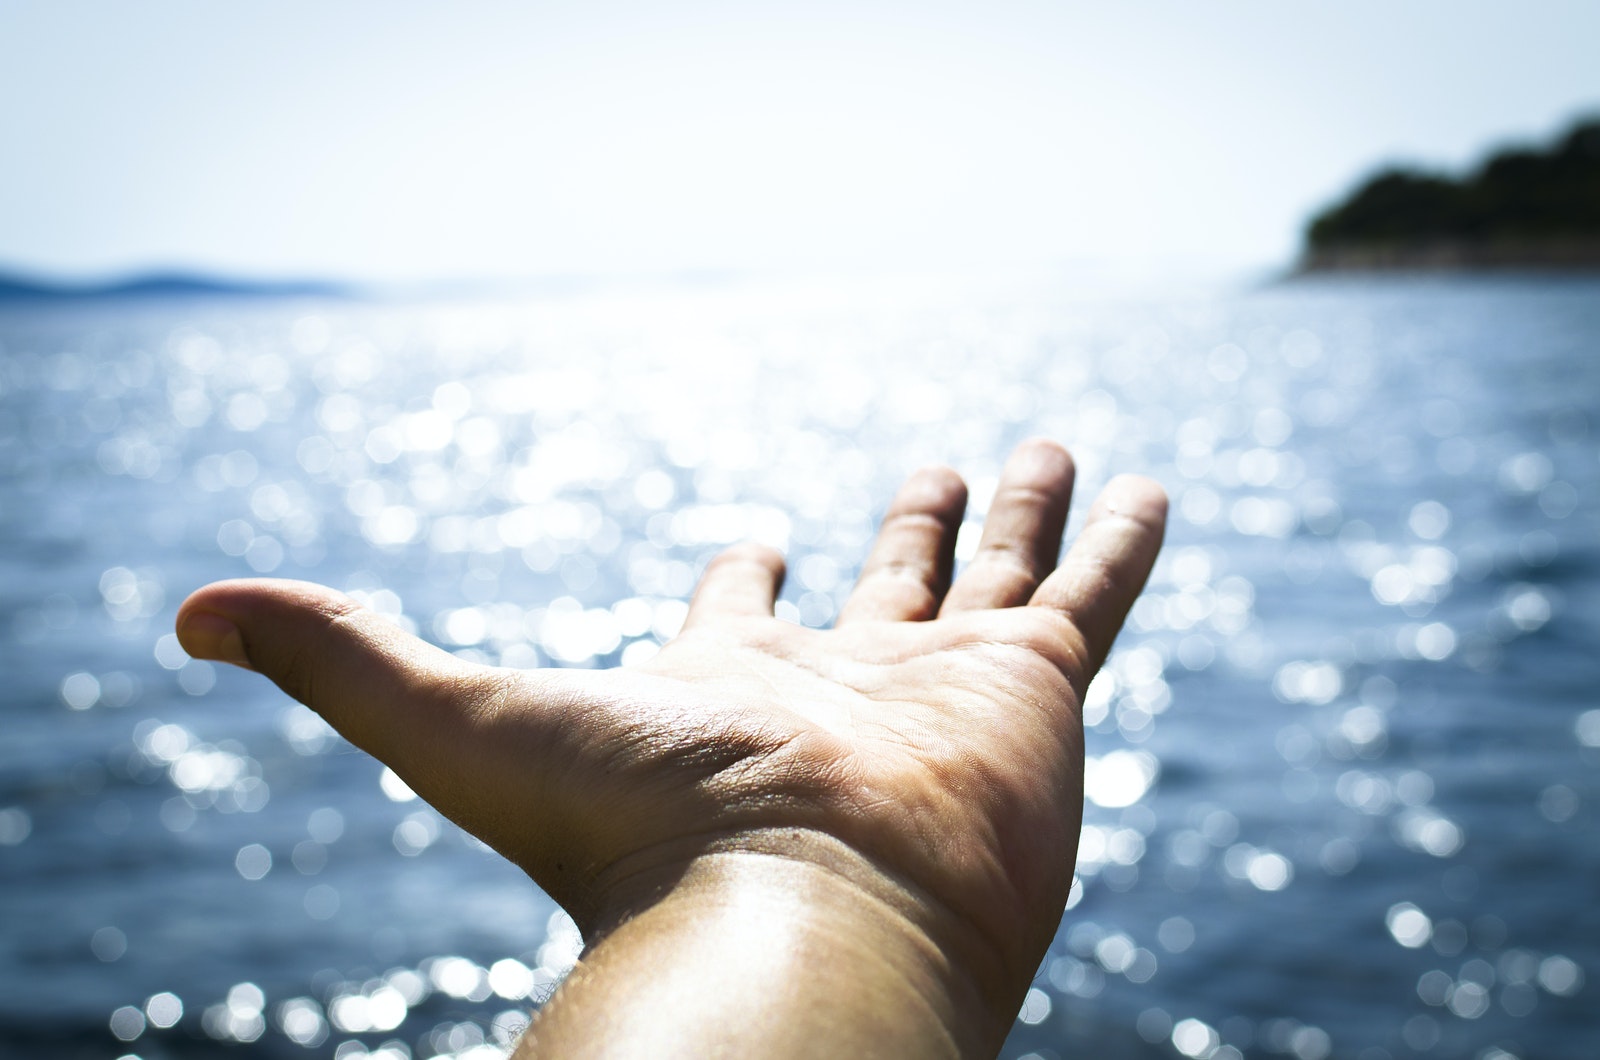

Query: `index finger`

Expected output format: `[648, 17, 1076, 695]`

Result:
[1028, 475, 1167, 671]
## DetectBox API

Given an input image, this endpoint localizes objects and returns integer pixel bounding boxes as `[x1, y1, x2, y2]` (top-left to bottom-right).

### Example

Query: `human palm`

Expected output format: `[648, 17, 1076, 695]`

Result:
[486, 605, 1081, 941]
[177, 439, 1165, 1054]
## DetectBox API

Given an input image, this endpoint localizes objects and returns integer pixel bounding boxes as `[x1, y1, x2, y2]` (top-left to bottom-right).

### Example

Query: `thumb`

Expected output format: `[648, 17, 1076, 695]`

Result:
[175, 578, 496, 781]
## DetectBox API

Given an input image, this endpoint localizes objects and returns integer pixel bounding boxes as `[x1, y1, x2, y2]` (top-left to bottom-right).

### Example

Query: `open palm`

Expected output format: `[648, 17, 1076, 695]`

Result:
[177, 438, 1166, 1055]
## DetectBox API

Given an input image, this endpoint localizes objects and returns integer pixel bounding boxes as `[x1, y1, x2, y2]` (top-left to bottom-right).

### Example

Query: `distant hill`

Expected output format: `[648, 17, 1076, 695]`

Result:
[1301, 116, 1600, 271]
[0, 271, 353, 302]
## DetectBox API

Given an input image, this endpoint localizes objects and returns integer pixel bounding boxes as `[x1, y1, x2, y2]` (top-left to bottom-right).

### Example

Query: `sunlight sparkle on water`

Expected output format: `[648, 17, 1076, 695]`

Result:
[2, 274, 1594, 1057]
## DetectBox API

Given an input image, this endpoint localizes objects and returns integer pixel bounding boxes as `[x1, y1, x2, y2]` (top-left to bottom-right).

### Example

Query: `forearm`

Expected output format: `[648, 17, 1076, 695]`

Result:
[516, 831, 1022, 1059]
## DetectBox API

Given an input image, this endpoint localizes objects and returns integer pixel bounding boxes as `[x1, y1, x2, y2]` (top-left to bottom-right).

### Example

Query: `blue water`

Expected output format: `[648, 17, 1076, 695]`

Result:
[2, 272, 1596, 1059]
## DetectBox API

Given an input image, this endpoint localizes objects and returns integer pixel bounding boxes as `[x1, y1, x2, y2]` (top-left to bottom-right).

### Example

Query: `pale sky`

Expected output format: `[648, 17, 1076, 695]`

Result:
[2, 1, 1597, 283]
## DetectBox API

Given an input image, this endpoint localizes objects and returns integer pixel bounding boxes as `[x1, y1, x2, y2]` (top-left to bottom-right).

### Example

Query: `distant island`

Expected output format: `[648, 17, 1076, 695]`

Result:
[1301, 116, 1600, 271]
[0, 271, 352, 303]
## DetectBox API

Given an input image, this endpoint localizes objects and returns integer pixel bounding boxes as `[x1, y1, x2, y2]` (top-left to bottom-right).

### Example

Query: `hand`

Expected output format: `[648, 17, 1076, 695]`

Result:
[176, 438, 1166, 1057]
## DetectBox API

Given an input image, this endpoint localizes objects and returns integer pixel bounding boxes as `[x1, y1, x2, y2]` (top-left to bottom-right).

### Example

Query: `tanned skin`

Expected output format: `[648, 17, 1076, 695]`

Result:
[177, 438, 1166, 1058]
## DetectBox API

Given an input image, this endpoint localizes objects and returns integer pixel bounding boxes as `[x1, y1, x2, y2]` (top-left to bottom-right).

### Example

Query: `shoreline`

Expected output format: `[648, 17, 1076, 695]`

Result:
[1299, 237, 1600, 274]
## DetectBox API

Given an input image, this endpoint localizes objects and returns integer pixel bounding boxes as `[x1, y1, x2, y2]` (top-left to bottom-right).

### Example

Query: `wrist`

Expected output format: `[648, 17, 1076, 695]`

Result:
[530, 828, 1028, 1057]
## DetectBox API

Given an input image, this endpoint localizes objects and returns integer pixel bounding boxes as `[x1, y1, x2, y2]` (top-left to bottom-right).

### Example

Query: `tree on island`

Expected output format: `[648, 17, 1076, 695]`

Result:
[1303, 116, 1600, 269]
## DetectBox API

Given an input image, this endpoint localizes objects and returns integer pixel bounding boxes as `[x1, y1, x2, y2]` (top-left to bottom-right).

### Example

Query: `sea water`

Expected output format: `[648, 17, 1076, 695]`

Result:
[1, 272, 1596, 1059]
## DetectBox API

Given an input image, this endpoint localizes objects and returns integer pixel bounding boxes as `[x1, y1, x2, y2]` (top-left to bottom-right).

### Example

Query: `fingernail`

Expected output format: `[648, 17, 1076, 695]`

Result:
[177, 612, 253, 670]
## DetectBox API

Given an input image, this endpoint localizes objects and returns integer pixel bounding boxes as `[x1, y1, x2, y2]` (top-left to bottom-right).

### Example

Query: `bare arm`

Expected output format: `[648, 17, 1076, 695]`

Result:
[176, 439, 1167, 1058]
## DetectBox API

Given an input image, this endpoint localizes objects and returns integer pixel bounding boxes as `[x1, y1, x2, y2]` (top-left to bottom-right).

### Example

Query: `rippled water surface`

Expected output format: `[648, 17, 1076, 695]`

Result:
[2, 272, 1597, 1059]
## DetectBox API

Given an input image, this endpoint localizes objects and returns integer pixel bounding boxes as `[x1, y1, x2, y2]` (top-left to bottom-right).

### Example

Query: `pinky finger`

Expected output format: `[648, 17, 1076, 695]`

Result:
[1029, 475, 1167, 671]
